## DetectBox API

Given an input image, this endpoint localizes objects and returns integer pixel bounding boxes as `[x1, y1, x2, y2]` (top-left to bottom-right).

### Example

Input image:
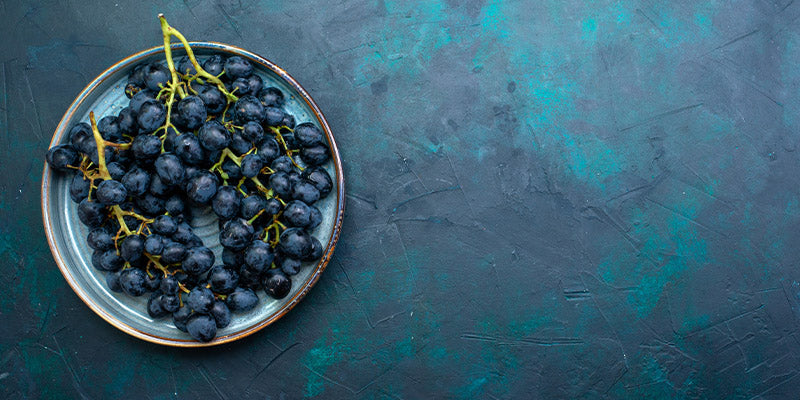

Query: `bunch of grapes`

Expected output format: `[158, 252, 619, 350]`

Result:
[44, 15, 333, 342]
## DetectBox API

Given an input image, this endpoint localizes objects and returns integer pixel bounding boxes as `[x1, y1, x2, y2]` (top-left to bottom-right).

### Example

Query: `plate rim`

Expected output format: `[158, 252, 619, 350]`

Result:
[40, 41, 345, 347]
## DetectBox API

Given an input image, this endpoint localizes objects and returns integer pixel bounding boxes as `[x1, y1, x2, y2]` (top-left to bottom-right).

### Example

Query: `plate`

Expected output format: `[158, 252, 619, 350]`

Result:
[40, 42, 344, 347]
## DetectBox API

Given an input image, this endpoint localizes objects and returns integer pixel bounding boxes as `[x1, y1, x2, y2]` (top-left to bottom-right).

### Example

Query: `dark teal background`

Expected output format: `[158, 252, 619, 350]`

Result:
[3, 0, 800, 398]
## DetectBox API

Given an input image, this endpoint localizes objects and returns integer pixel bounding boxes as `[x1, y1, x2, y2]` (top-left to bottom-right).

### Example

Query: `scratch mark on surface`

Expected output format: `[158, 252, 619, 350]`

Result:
[684, 305, 765, 337]
[246, 342, 301, 391]
[52, 335, 90, 400]
[636, 8, 663, 34]
[645, 197, 729, 238]
[619, 103, 703, 132]
[346, 193, 378, 209]
[444, 150, 477, 217]
[581, 274, 630, 368]
[714, 29, 760, 51]
[373, 308, 410, 327]
[391, 186, 459, 212]
[395, 152, 428, 191]
[782, 0, 796, 11]
[460, 333, 584, 346]
[198, 364, 228, 400]
[302, 364, 358, 393]
[181, 0, 198, 19]
[749, 370, 800, 399]
[22, 70, 44, 143]
[217, 4, 244, 40]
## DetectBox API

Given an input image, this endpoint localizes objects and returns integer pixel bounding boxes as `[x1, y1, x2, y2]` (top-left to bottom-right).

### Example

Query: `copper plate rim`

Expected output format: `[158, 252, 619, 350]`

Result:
[40, 42, 345, 347]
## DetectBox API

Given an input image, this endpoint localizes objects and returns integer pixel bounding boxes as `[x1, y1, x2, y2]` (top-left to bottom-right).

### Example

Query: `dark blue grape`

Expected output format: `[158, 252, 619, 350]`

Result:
[209, 265, 239, 294]
[197, 84, 225, 114]
[228, 132, 252, 155]
[106, 162, 126, 181]
[304, 167, 333, 198]
[210, 301, 232, 328]
[98, 115, 122, 142]
[303, 236, 324, 261]
[269, 171, 292, 198]
[177, 56, 196, 75]
[160, 275, 180, 294]
[161, 241, 188, 264]
[152, 214, 178, 235]
[202, 55, 226, 77]
[135, 193, 165, 216]
[187, 286, 215, 313]
[294, 122, 324, 147]
[184, 170, 219, 204]
[186, 314, 217, 342]
[221, 158, 242, 181]
[96, 180, 127, 205]
[291, 180, 320, 205]
[137, 100, 166, 133]
[224, 56, 252, 79]
[281, 113, 295, 129]
[183, 246, 215, 275]
[226, 287, 259, 312]
[116, 107, 138, 135]
[219, 218, 254, 251]
[300, 144, 330, 166]
[241, 121, 264, 142]
[244, 240, 274, 273]
[271, 155, 293, 173]
[121, 166, 150, 197]
[120, 268, 148, 296]
[212, 186, 242, 220]
[173, 305, 193, 332]
[87, 228, 114, 251]
[257, 87, 284, 108]
[222, 248, 244, 268]
[279, 255, 301, 275]
[92, 249, 125, 272]
[172, 95, 207, 131]
[283, 200, 312, 228]
[164, 194, 185, 215]
[143, 62, 169, 92]
[131, 134, 162, 160]
[69, 173, 91, 203]
[129, 90, 156, 114]
[69, 122, 93, 151]
[308, 206, 322, 230]
[106, 270, 123, 292]
[46, 144, 80, 172]
[78, 199, 106, 227]
[120, 234, 145, 262]
[155, 153, 185, 186]
[175, 133, 205, 165]
[240, 154, 263, 178]
[240, 195, 266, 220]
[144, 234, 165, 255]
[198, 120, 230, 151]
[263, 106, 285, 126]
[233, 95, 265, 124]
[279, 228, 312, 259]
[263, 270, 292, 299]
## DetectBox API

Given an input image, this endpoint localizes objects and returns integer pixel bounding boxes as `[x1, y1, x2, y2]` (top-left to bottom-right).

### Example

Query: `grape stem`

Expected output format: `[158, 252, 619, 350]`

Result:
[159, 14, 238, 102]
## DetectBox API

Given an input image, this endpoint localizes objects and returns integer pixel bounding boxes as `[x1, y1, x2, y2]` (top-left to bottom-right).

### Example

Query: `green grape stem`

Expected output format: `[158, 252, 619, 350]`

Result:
[159, 14, 238, 102]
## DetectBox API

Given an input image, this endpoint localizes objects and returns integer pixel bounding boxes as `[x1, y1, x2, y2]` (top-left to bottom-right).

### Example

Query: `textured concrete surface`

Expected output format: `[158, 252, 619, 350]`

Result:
[3, 0, 800, 398]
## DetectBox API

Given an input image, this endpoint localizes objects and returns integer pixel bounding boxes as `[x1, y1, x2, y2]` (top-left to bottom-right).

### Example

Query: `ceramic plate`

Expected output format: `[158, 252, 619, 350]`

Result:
[41, 42, 344, 347]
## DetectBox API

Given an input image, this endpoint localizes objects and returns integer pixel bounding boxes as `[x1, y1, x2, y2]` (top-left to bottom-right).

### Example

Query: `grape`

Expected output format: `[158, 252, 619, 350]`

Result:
[120, 235, 145, 262]
[154, 153, 185, 185]
[257, 87, 284, 107]
[69, 173, 92, 203]
[209, 266, 239, 294]
[185, 170, 219, 204]
[300, 144, 330, 166]
[263, 270, 291, 299]
[182, 246, 215, 275]
[198, 120, 231, 151]
[233, 95, 265, 123]
[291, 180, 321, 205]
[224, 56, 253, 79]
[187, 287, 215, 313]
[172, 95, 207, 131]
[240, 154, 263, 178]
[304, 167, 333, 198]
[244, 240, 274, 273]
[226, 287, 258, 312]
[202, 54, 225, 76]
[119, 268, 148, 296]
[263, 106, 285, 126]
[45, 144, 80, 172]
[210, 301, 232, 328]
[212, 186, 241, 220]
[186, 314, 217, 342]
[279, 228, 312, 259]
[121, 166, 150, 197]
[143, 62, 170, 92]
[294, 122, 324, 147]
[136, 100, 166, 133]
